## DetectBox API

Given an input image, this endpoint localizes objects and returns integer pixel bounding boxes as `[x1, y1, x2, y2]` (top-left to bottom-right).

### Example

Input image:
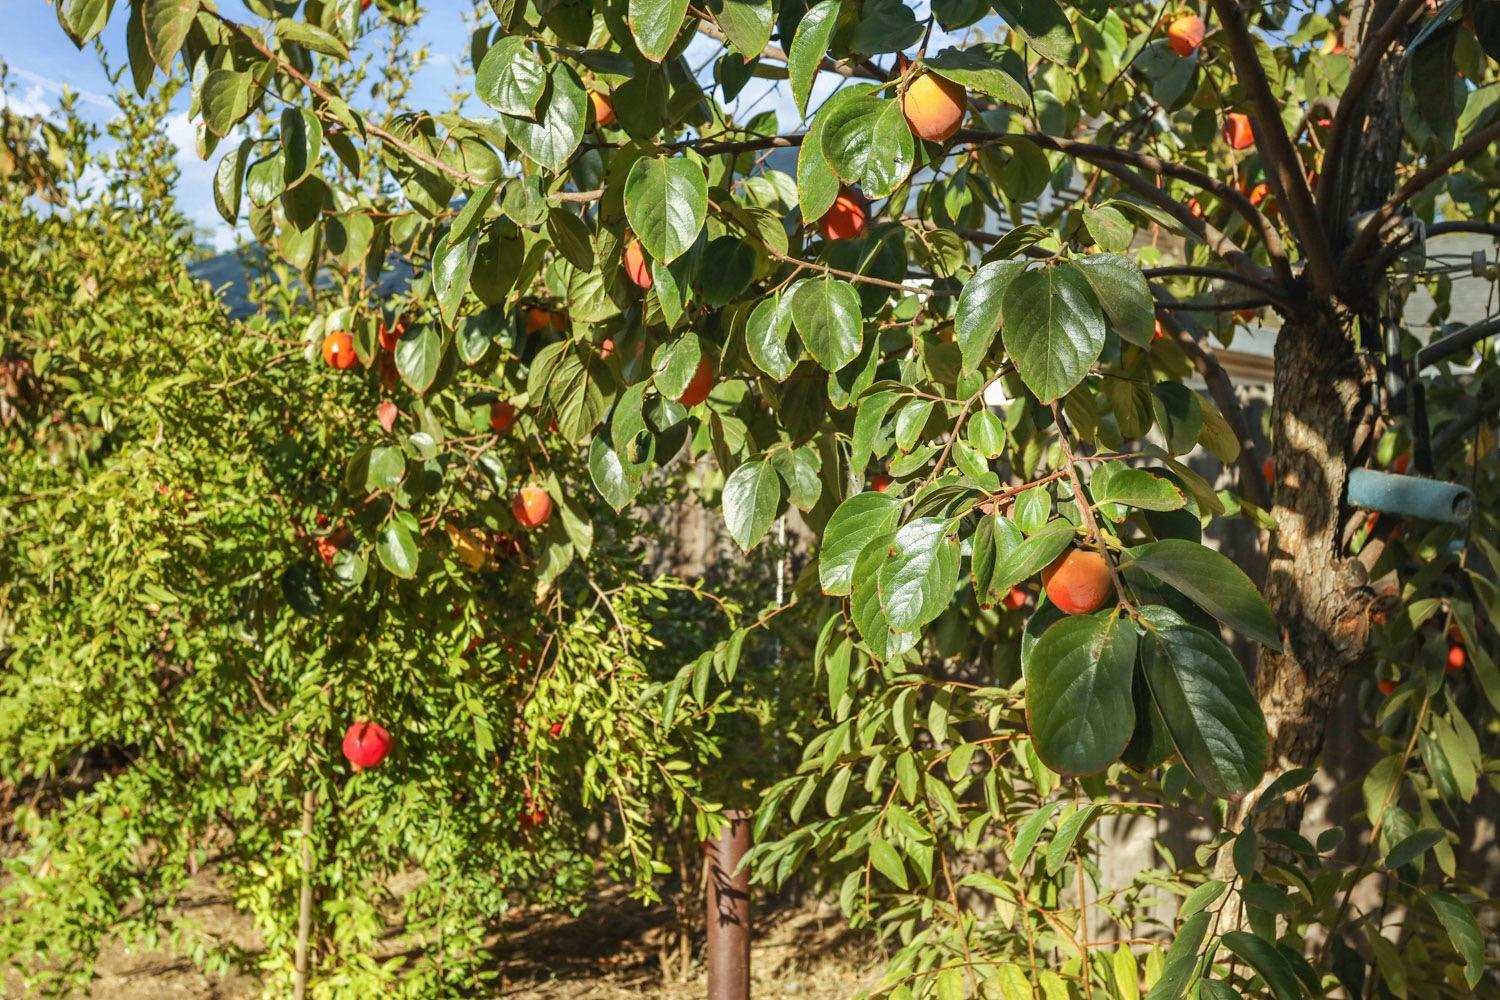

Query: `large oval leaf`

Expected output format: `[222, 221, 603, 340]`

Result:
[790, 276, 863, 371]
[878, 517, 960, 633]
[999, 261, 1106, 403]
[723, 459, 782, 551]
[819, 491, 903, 596]
[820, 95, 915, 199]
[1122, 539, 1280, 649]
[1023, 611, 1139, 775]
[476, 36, 546, 119]
[504, 63, 586, 171]
[955, 258, 1025, 373]
[1139, 605, 1268, 800]
[624, 155, 707, 264]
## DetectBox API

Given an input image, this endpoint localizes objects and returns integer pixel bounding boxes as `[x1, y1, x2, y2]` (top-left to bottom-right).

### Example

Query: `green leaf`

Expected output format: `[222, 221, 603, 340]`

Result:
[984, 517, 1075, 604]
[505, 63, 586, 171]
[723, 459, 782, 551]
[275, 18, 350, 58]
[877, 517, 960, 633]
[1144, 910, 1210, 1000]
[955, 258, 1025, 372]
[629, 0, 691, 61]
[1009, 800, 1061, 870]
[1024, 611, 1138, 775]
[1151, 383, 1202, 455]
[716, 0, 773, 58]
[432, 230, 479, 327]
[987, 0, 1078, 65]
[1385, 828, 1445, 870]
[924, 44, 1028, 107]
[1140, 605, 1268, 800]
[868, 836, 909, 889]
[1426, 892, 1484, 988]
[364, 445, 406, 491]
[790, 276, 863, 371]
[395, 326, 442, 394]
[746, 293, 799, 380]
[1000, 261, 1106, 403]
[201, 69, 253, 137]
[1043, 803, 1100, 874]
[851, 533, 919, 659]
[476, 36, 547, 119]
[819, 492, 904, 596]
[280, 108, 322, 189]
[624, 156, 708, 264]
[142, 0, 194, 70]
[1122, 539, 1280, 649]
[377, 515, 420, 579]
[213, 139, 253, 226]
[820, 96, 915, 199]
[546, 207, 594, 270]
[1091, 463, 1186, 512]
[589, 435, 641, 512]
[56, 0, 112, 47]
[1074, 253, 1155, 348]
[1219, 933, 1301, 1000]
[789, 0, 840, 116]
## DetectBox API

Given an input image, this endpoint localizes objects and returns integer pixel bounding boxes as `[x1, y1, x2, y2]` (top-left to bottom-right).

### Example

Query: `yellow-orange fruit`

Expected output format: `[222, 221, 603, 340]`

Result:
[1166, 14, 1205, 56]
[623, 238, 652, 289]
[676, 356, 716, 407]
[322, 331, 357, 369]
[817, 187, 868, 240]
[1447, 645, 1466, 672]
[1041, 548, 1112, 615]
[589, 90, 615, 128]
[1222, 112, 1255, 150]
[901, 72, 967, 143]
[512, 486, 553, 530]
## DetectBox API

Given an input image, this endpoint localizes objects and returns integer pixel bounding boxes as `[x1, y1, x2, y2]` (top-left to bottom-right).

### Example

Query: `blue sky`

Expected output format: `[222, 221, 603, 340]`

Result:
[5, 3, 965, 251]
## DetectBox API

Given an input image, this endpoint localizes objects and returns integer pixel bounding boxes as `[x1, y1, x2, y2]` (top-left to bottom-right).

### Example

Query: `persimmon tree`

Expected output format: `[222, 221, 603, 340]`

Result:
[32, 0, 1500, 996]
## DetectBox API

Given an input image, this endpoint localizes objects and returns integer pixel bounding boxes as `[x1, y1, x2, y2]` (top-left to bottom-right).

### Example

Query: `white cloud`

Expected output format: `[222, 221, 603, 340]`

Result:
[0, 83, 52, 118]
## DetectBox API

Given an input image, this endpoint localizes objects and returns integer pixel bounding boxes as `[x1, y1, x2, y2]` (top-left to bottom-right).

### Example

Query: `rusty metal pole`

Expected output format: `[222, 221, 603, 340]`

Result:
[705, 809, 751, 1000]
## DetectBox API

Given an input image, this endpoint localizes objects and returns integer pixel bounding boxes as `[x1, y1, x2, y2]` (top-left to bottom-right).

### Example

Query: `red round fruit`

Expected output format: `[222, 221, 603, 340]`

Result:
[512, 486, 553, 530]
[1393, 451, 1410, 474]
[1166, 14, 1205, 56]
[901, 71, 967, 142]
[1003, 586, 1028, 611]
[817, 188, 868, 241]
[322, 331, 357, 370]
[1262, 458, 1274, 483]
[623, 238, 652, 289]
[589, 90, 615, 128]
[1222, 112, 1255, 150]
[1041, 548, 1113, 615]
[490, 401, 517, 434]
[549, 721, 564, 738]
[1447, 645, 1467, 672]
[869, 473, 892, 493]
[378, 316, 407, 352]
[1377, 678, 1398, 697]
[342, 721, 392, 770]
[676, 356, 716, 407]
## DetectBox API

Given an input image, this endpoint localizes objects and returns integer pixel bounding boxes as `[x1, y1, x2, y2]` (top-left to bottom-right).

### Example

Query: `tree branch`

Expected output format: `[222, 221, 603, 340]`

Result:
[1433, 395, 1500, 457]
[1370, 219, 1500, 272]
[1155, 297, 1275, 312]
[1208, 0, 1338, 297]
[1144, 264, 1285, 300]
[1154, 294, 1271, 509]
[694, 21, 885, 82]
[996, 131, 1293, 289]
[1343, 117, 1500, 272]
[1314, 0, 1427, 228]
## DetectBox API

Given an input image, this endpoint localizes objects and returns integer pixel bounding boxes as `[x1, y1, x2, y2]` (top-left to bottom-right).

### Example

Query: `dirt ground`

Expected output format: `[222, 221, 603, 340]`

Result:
[69, 873, 883, 1000]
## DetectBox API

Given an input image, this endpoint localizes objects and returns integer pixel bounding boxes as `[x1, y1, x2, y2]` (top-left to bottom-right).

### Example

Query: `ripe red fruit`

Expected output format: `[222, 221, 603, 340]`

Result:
[378, 316, 407, 352]
[322, 331, 357, 370]
[342, 721, 392, 770]
[623, 238, 652, 289]
[676, 357, 716, 407]
[1222, 113, 1255, 150]
[1377, 678, 1398, 697]
[512, 486, 553, 530]
[378, 401, 399, 433]
[1447, 645, 1467, 672]
[901, 71, 967, 142]
[548, 721, 564, 738]
[817, 188, 868, 241]
[524, 308, 564, 334]
[869, 473, 892, 493]
[1262, 458, 1274, 482]
[316, 528, 353, 565]
[1003, 586, 1028, 611]
[1166, 14, 1205, 56]
[1041, 549, 1113, 615]
[1393, 451, 1411, 474]
[589, 90, 615, 127]
[490, 401, 517, 434]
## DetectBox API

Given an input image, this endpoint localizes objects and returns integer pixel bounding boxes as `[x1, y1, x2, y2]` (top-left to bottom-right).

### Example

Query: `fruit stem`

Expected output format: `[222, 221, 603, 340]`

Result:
[1050, 403, 1137, 616]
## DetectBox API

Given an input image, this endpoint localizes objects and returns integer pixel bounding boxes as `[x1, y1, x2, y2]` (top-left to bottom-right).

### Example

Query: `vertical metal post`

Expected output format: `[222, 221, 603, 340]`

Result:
[705, 810, 751, 1000]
